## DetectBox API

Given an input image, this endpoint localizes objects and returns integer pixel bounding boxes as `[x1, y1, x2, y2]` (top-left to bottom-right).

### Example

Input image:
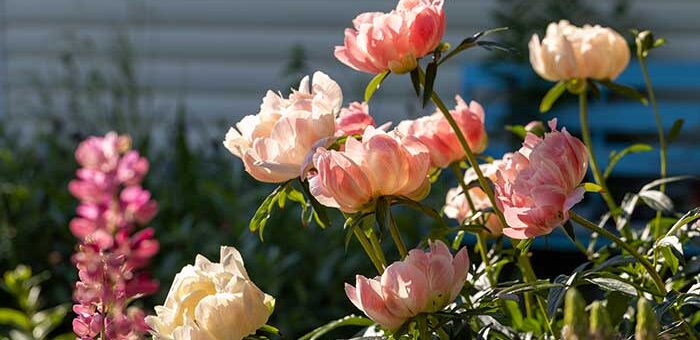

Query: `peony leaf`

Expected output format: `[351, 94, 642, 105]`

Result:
[364, 71, 390, 102]
[586, 277, 637, 296]
[409, 68, 422, 97]
[604, 143, 653, 179]
[298, 315, 374, 340]
[599, 80, 648, 105]
[539, 81, 567, 113]
[0, 308, 31, 330]
[249, 184, 288, 240]
[668, 119, 684, 144]
[505, 125, 527, 140]
[639, 190, 674, 213]
[422, 61, 438, 108]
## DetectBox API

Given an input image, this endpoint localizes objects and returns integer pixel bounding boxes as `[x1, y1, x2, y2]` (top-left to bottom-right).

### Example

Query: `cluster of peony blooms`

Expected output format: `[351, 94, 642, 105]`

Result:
[69, 132, 159, 339]
[146, 0, 639, 336]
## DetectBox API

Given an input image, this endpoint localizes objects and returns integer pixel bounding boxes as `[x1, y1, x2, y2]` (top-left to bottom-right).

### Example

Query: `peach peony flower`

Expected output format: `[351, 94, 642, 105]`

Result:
[335, 0, 446, 74]
[146, 246, 274, 340]
[494, 120, 589, 239]
[529, 20, 630, 82]
[309, 126, 431, 213]
[396, 96, 487, 168]
[336, 101, 376, 137]
[223, 72, 342, 183]
[345, 240, 469, 330]
[444, 162, 503, 236]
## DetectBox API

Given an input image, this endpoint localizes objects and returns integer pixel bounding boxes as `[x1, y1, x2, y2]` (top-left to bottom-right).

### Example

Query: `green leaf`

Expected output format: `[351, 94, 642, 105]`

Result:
[659, 245, 680, 274]
[298, 315, 374, 340]
[656, 235, 683, 274]
[668, 119, 684, 143]
[32, 304, 68, 339]
[604, 144, 653, 179]
[641, 175, 695, 192]
[639, 190, 673, 213]
[605, 292, 631, 327]
[516, 238, 533, 252]
[299, 180, 331, 229]
[539, 81, 567, 113]
[409, 68, 422, 97]
[437, 27, 508, 66]
[586, 277, 637, 296]
[599, 80, 648, 105]
[364, 71, 390, 102]
[476, 41, 518, 54]
[562, 221, 576, 242]
[498, 280, 561, 295]
[422, 61, 438, 108]
[583, 182, 604, 193]
[249, 184, 287, 240]
[0, 308, 31, 330]
[505, 125, 527, 140]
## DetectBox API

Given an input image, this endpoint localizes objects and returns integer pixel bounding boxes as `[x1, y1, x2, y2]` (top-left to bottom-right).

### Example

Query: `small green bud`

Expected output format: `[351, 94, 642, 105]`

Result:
[589, 301, 614, 340]
[635, 30, 654, 58]
[566, 79, 587, 95]
[635, 297, 658, 340]
[562, 288, 588, 340]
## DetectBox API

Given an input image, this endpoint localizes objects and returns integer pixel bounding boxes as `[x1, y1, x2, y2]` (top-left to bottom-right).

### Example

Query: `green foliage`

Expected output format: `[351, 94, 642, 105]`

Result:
[0, 266, 70, 339]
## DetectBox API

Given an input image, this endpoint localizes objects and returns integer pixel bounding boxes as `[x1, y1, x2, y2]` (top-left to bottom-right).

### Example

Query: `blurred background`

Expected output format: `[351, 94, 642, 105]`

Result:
[1, 0, 699, 338]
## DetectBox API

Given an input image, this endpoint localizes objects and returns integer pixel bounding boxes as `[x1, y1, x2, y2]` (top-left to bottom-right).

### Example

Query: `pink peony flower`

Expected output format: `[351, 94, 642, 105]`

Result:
[309, 126, 431, 213]
[345, 240, 469, 330]
[494, 120, 588, 239]
[396, 96, 487, 168]
[444, 162, 503, 236]
[335, 0, 446, 74]
[224, 72, 342, 183]
[336, 102, 376, 137]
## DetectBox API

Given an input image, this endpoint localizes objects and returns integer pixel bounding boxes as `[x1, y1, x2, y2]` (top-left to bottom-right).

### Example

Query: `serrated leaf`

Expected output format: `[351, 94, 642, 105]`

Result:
[600, 80, 648, 105]
[668, 119, 684, 143]
[298, 315, 374, 340]
[539, 81, 567, 113]
[604, 143, 653, 179]
[409, 68, 421, 97]
[364, 71, 390, 102]
[639, 190, 673, 213]
[422, 62, 438, 108]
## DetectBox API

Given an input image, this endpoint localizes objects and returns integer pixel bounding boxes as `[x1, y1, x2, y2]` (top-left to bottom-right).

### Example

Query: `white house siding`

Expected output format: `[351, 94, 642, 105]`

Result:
[1, 0, 699, 131]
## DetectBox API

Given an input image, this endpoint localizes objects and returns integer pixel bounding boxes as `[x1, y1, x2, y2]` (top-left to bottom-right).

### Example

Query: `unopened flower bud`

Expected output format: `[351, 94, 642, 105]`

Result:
[562, 288, 588, 340]
[589, 301, 613, 340]
[635, 297, 658, 340]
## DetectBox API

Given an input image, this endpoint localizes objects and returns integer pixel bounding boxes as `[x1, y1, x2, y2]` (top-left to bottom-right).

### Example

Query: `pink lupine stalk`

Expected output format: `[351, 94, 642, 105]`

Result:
[69, 132, 159, 339]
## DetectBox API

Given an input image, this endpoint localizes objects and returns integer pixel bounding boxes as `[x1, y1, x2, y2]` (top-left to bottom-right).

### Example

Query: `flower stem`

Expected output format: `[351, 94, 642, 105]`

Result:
[367, 227, 387, 268]
[515, 244, 554, 335]
[353, 225, 384, 274]
[578, 90, 619, 216]
[638, 56, 667, 238]
[429, 90, 508, 229]
[449, 162, 494, 285]
[570, 212, 698, 338]
[387, 207, 408, 259]
[569, 212, 664, 292]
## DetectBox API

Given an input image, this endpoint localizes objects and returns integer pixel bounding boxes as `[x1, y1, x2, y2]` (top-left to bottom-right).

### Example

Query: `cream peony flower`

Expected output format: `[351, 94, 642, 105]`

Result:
[146, 246, 274, 340]
[529, 20, 630, 82]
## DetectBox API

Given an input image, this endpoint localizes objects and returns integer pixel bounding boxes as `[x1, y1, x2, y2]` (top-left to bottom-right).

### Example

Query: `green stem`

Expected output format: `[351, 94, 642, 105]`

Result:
[449, 162, 494, 285]
[387, 213, 408, 259]
[353, 225, 384, 274]
[578, 90, 619, 216]
[639, 56, 668, 239]
[417, 67, 508, 229]
[516, 247, 554, 335]
[570, 212, 664, 293]
[367, 228, 387, 268]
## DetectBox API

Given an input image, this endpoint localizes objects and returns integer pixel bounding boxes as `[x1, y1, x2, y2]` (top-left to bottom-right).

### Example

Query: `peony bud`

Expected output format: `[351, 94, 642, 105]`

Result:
[589, 301, 613, 340]
[635, 297, 658, 340]
[562, 288, 588, 340]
